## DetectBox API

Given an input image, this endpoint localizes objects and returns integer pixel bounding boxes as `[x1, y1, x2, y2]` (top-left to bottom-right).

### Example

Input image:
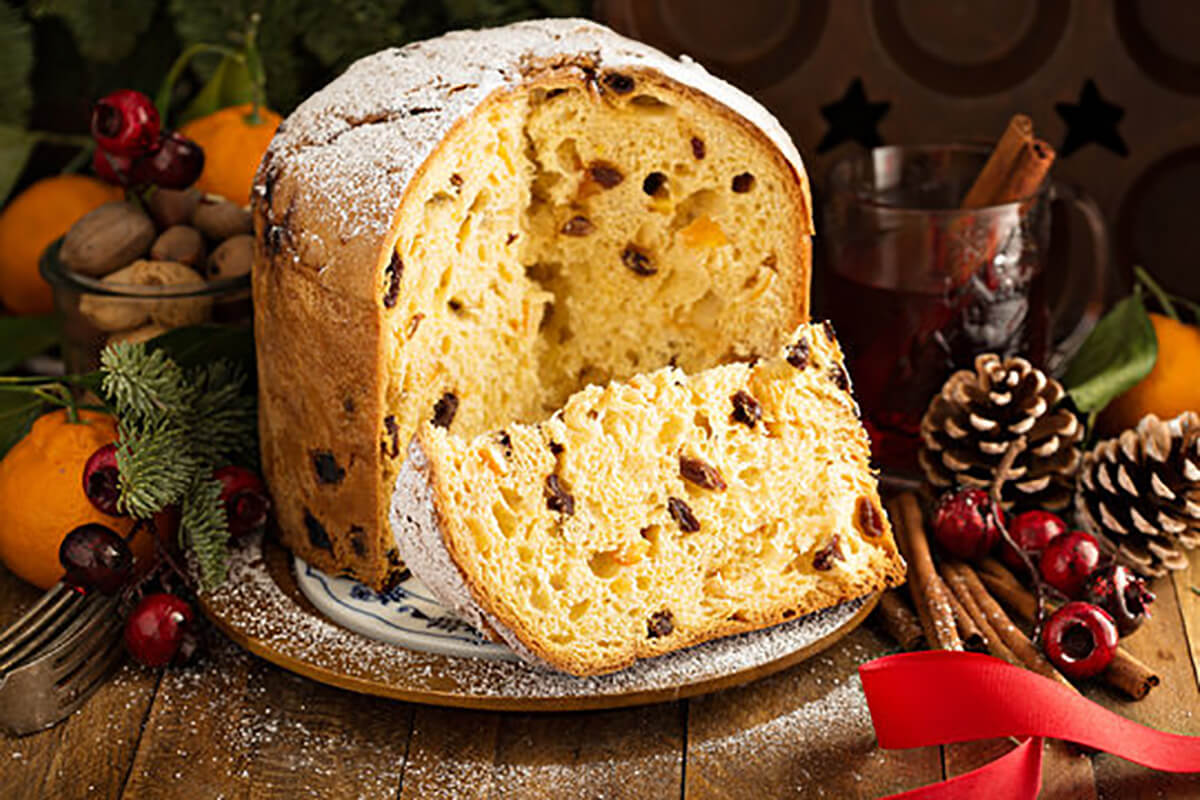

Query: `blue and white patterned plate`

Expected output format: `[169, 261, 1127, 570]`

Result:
[293, 557, 517, 661]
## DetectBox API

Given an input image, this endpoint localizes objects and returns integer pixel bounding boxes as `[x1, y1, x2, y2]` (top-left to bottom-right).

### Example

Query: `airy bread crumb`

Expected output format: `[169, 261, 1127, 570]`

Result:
[393, 324, 905, 675]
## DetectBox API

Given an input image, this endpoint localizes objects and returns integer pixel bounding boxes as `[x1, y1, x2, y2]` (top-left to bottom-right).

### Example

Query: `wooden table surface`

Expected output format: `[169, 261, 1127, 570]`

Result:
[2, 548, 1198, 800]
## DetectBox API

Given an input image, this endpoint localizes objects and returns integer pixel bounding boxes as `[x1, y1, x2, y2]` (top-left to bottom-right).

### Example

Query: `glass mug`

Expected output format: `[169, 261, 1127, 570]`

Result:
[822, 144, 1110, 477]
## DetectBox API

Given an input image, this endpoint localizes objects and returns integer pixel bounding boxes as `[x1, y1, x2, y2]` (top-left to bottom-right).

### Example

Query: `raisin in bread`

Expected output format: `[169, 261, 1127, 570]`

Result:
[254, 19, 813, 589]
[391, 323, 905, 675]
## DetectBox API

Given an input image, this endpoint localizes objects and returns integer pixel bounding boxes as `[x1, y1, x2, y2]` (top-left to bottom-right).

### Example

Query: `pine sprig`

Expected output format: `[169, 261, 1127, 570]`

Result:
[97, 340, 257, 589]
[102, 343, 191, 421]
[180, 475, 229, 587]
[188, 360, 256, 465]
[115, 416, 198, 517]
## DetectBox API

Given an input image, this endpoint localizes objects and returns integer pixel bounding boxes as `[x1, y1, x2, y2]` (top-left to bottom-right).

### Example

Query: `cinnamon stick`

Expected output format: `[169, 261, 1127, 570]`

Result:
[877, 589, 926, 651]
[1105, 649, 1161, 701]
[977, 562, 1038, 621]
[953, 562, 1076, 691]
[953, 116, 1057, 288]
[888, 493, 963, 651]
[998, 138, 1056, 204]
[940, 562, 1020, 665]
[976, 558, 1160, 700]
[941, 579, 987, 652]
[962, 115, 1044, 208]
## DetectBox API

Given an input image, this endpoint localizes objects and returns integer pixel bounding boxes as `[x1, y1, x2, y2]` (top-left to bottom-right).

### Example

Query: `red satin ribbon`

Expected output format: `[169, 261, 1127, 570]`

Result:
[859, 651, 1200, 798]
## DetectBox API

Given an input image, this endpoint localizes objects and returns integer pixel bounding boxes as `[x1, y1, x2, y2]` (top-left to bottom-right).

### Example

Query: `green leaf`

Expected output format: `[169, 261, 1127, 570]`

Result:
[177, 53, 257, 125]
[0, 314, 62, 373]
[146, 324, 255, 371]
[1062, 294, 1159, 415]
[0, 4, 34, 127]
[0, 124, 37, 207]
[0, 392, 42, 460]
[29, 0, 157, 63]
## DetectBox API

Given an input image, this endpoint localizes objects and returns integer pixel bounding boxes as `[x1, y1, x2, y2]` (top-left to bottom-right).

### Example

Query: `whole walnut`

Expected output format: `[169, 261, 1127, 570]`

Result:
[79, 260, 210, 331]
[59, 202, 155, 277]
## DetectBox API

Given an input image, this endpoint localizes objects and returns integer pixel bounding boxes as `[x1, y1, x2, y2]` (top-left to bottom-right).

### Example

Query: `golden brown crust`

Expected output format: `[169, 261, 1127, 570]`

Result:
[252, 218, 393, 586]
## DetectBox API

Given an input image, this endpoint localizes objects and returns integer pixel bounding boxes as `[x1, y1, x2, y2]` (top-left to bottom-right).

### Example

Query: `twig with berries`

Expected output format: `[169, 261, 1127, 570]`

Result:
[889, 479, 1160, 698]
[987, 439, 1048, 641]
[977, 559, 1159, 699]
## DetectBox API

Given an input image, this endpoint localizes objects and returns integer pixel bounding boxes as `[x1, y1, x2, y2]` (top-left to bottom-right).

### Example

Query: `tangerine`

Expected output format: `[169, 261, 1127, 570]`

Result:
[1098, 312, 1200, 435]
[0, 175, 122, 314]
[0, 409, 153, 589]
[179, 103, 282, 206]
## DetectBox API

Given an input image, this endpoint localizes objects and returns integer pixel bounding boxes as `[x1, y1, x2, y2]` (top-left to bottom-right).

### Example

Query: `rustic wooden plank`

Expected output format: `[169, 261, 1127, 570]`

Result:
[1089, 566, 1200, 800]
[400, 702, 684, 799]
[1169, 546, 1199, 693]
[399, 707, 502, 800]
[0, 566, 160, 800]
[121, 631, 414, 799]
[685, 624, 943, 799]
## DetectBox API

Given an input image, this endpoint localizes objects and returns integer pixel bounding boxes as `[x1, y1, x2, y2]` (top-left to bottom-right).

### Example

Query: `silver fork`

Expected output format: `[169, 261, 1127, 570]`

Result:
[0, 583, 126, 736]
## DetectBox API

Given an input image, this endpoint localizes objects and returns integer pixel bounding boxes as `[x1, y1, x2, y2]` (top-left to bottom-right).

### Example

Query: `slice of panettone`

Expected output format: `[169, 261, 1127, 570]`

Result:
[391, 323, 905, 676]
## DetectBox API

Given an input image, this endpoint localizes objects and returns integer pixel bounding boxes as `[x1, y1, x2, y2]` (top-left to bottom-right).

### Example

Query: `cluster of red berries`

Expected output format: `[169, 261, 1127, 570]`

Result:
[932, 488, 1154, 681]
[58, 442, 270, 667]
[90, 89, 204, 190]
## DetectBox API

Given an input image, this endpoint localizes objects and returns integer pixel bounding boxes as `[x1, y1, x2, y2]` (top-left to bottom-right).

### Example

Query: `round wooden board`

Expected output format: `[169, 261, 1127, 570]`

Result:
[199, 536, 879, 712]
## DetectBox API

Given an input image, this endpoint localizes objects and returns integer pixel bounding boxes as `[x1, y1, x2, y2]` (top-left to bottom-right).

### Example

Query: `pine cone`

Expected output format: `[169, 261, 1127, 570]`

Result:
[1076, 412, 1200, 577]
[919, 354, 1083, 511]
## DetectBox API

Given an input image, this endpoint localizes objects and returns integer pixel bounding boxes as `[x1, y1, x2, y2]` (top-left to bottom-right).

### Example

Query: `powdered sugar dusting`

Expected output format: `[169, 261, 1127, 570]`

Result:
[201, 533, 866, 702]
[126, 635, 406, 797]
[690, 645, 895, 796]
[255, 17, 810, 277]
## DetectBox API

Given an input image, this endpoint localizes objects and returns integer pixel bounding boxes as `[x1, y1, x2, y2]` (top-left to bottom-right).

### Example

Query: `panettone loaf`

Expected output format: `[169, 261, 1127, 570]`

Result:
[392, 324, 905, 675]
[254, 19, 813, 588]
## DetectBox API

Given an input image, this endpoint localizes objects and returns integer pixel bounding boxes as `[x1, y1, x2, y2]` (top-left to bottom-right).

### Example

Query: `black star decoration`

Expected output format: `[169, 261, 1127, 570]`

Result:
[818, 78, 890, 154]
[1056, 79, 1129, 158]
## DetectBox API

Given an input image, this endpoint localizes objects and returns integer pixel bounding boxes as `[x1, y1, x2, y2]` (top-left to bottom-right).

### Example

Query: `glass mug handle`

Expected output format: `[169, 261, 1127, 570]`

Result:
[1046, 180, 1113, 373]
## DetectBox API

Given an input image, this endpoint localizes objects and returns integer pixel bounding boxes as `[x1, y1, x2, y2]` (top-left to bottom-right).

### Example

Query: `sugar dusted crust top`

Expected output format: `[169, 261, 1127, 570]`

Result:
[254, 17, 811, 302]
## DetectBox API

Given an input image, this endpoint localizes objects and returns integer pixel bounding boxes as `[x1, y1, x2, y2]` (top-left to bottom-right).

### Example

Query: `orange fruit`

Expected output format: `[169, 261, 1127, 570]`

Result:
[179, 103, 282, 207]
[1098, 312, 1200, 435]
[0, 409, 153, 589]
[0, 175, 122, 314]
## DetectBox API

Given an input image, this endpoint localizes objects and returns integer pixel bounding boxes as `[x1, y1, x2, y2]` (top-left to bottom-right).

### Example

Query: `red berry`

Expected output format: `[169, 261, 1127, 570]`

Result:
[59, 523, 133, 594]
[1041, 601, 1118, 680]
[1084, 564, 1154, 637]
[92, 147, 138, 186]
[1039, 531, 1103, 598]
[932, 488, 1004, 561]
[1000, 510, 1067, 571]
[124, 593, 198, 667]
[213, 466, 270, 537]
[133, 131, 204, 190]
[90, 89, 161, 157]
[82, 443, 124, 517]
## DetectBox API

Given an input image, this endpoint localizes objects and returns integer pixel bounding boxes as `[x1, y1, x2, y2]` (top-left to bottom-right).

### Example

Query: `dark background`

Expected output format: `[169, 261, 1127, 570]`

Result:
[9, 0, 1198, 302]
